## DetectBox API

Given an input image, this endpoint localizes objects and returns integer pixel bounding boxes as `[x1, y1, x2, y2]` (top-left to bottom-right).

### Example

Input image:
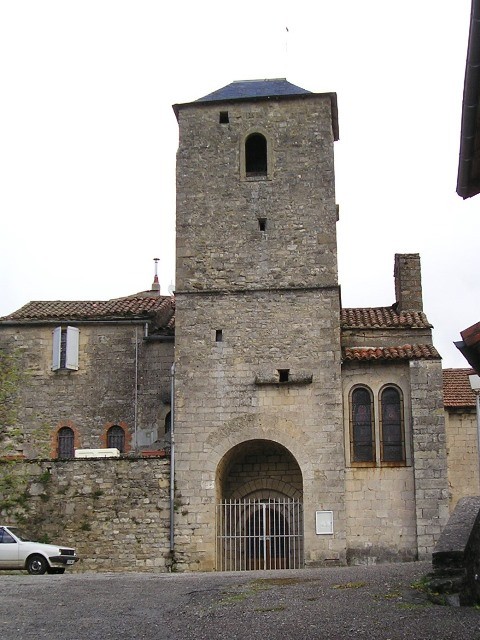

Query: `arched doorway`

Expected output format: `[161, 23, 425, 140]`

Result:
[216, 440, 304, 571]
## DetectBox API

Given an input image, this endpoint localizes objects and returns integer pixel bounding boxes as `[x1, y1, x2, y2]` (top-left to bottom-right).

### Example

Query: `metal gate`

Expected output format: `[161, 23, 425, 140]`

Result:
[216, 498, 303, 571]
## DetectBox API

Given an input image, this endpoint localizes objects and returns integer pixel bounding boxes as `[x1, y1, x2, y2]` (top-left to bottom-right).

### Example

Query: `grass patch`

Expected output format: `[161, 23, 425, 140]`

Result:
[397, 602, 431, 610]
[333, 581, 367, 590]
[252, 577, 304, 587]
[410, 576, 430, 592]
[378, 591, 401, 600]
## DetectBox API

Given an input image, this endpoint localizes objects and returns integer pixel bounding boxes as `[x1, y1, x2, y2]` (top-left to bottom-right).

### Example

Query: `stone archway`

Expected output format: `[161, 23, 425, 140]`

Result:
[215, 439, 304, 570]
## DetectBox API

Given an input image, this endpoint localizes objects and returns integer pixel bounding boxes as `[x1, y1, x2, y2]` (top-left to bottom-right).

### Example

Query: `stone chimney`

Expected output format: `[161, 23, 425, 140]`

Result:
[394, 253, 423, 311]
[151, 258, 160, 294]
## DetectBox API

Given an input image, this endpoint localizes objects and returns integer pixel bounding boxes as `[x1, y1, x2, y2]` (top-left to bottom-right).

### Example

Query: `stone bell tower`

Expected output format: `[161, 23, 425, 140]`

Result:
[172, 79, 345, 570]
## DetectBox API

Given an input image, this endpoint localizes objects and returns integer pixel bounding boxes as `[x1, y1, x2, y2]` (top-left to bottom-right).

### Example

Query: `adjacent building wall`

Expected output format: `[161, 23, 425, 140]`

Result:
[445, 409, 479, 508]
[0, 324, 173, 457]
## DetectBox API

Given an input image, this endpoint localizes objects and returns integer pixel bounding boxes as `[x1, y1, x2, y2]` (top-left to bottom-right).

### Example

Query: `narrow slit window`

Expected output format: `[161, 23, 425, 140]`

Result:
[258, 218, 267, 232]
[245, 133, 267, 176]
[216, 329, 223, 342]
[165, 411, 171, 434]
[219, 111, 229, 124]
[278, 369, 289, 383]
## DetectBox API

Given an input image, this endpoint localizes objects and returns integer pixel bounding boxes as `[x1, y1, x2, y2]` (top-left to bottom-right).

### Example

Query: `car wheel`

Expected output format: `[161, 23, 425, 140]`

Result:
[26, 554, 48, 575]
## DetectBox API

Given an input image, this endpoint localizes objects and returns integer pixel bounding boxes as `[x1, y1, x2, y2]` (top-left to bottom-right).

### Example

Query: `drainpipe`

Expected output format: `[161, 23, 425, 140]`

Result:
[134, 328, 139, 451]
[169, 362, 175, 552]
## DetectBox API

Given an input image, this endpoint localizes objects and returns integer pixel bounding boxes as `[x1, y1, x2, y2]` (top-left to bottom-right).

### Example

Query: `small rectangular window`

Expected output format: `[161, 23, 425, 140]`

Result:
[219, 111, 229, 124]
[216, 329, 223, 342]
[278, 369, 289, 383]
[258, 218, 267, 232]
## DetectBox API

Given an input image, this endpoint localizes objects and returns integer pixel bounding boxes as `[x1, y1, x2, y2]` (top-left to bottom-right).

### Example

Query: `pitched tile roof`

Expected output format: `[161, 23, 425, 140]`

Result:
[341, 307, 432, 329]
[443, 368, 477, 407]
[343, 344, 440, 362]
[0, 296, 175, 331]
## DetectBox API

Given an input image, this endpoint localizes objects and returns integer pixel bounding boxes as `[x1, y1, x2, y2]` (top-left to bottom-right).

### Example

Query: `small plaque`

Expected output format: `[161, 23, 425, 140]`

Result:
[315, 510, 334, 535]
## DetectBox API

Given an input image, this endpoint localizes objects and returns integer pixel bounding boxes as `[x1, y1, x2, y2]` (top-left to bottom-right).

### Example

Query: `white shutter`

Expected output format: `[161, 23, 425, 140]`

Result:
[52, 327, 62, 371]
[65, 326, 79, 370]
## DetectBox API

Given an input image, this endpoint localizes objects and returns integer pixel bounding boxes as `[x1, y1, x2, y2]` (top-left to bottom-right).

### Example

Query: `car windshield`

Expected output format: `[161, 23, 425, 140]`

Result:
[7, 527, 33, 542]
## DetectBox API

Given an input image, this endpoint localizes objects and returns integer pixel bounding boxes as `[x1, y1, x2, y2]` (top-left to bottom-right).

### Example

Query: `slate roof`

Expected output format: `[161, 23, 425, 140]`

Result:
[0, 296, 175, 332]
[195, 79, 312, 103]
[343, 344, 440, 362]
[172, 78, 339, 141]
[341, 307, 432, 329]
[443, 368, 477, 407]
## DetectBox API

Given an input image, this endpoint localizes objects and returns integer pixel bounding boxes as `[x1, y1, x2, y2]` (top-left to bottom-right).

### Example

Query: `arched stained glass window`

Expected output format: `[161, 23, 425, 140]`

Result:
[380, 387, 405, 463]
[350, 387, 375, 463]
[245, 133, 267, 176]
[57, 427, 74, 459]
[107, 425, 125, 453]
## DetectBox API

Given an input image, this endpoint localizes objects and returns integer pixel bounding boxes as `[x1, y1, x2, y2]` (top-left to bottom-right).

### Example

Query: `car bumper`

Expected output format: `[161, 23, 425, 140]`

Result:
[49, 555, 80, 566]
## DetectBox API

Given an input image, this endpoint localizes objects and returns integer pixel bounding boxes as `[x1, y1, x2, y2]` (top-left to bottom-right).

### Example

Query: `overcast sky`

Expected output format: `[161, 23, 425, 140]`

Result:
[0, 1, 478, 368]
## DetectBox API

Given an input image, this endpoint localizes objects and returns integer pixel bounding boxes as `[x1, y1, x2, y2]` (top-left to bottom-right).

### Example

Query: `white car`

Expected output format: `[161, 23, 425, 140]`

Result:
[0, 525, 79, 575]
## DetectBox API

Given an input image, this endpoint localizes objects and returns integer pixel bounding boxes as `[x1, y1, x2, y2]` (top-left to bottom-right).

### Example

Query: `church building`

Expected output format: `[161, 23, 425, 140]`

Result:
[0, 79, 450, 571]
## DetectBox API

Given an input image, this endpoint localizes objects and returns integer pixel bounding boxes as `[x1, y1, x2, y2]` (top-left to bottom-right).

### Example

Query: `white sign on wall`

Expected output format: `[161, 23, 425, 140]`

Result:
[315, 510, 334, 535]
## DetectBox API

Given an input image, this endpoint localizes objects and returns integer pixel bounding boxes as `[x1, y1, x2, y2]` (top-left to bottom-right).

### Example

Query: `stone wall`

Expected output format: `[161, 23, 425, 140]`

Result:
[0, 324, 173, 456]
[174, 92, 345, 571]
[0, 457, 172, 572]
[409, 360, 450, 558]
[222, 440, 303, 499]
[445, 409, 479, 509]
[173, 288, 345, 571]
[342, 360, 417, 562]
[176, 95, 338, 293]
[345, 467, 417, 563]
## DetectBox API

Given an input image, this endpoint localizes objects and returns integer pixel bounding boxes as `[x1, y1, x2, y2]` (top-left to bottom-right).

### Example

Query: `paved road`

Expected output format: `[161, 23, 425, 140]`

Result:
[1, 561, 479, 639]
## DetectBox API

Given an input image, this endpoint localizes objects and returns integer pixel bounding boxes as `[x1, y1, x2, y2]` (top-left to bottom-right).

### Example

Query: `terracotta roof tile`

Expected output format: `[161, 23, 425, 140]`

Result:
[443, 368, 477, 407]
[341, 307, 432, 329]
[343, 344, 440, 362]
[0, 296, 175, 331]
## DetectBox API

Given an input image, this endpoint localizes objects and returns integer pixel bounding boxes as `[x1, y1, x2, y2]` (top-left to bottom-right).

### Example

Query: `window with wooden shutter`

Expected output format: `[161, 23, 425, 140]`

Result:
[52, 326, 79, 371]
[65, 327, 79, 370]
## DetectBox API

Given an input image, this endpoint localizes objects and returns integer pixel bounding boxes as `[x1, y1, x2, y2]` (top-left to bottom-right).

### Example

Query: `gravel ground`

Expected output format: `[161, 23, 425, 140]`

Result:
[1, 561, 480, 639]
